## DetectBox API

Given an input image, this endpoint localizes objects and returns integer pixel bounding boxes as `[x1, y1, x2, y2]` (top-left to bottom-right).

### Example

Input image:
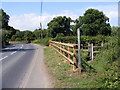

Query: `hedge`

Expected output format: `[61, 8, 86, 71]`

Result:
[52, 35, 110, 46]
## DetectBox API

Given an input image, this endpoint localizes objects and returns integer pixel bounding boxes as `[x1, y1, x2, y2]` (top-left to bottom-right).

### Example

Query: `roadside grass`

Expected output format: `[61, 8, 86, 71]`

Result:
[44, 47, 103, 88]
[38, 36, 119, 88]
[33, 38, 52, 46]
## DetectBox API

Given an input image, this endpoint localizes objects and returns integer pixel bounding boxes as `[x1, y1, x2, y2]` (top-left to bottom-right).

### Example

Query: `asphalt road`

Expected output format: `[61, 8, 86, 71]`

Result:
[0, 43, 53, 88]
[1, 43, 36, 88]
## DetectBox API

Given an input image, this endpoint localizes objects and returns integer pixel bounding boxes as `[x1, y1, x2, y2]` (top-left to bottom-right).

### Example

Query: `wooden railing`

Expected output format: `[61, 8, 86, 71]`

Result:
[49, 40, 104, 70]
[9, 41, 34, 43]
[76, 43, 104, 60]
[9, 41, 27, 43]
[49, 40, 78, 71]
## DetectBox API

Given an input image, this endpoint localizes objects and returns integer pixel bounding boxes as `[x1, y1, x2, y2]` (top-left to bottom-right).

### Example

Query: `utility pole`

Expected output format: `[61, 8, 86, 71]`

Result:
[40, 0, 42, 30]
[39, 0, 43, 39]
[77, 28, 82, 73]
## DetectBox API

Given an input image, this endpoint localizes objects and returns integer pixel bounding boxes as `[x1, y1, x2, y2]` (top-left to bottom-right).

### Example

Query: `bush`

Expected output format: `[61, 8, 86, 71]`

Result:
[11, 35, 17, 41]
[52, 36, 77, 44]
[56, 33, 65, 37]
[93, 36, 120, 88]
[33, 38, 52, 46]
[52, 35, 110, 46]
[15, 37, 22, 41]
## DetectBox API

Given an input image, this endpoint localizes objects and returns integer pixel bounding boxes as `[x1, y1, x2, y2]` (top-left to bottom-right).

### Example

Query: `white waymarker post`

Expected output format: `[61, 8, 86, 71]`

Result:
[77, 28, 82, 73]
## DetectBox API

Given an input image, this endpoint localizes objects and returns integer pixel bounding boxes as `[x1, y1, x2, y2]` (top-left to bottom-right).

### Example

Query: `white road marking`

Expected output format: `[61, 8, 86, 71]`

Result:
[0, 44, 26, 61]
[0, 56, 8, 61]
[10, 51, 17, 55]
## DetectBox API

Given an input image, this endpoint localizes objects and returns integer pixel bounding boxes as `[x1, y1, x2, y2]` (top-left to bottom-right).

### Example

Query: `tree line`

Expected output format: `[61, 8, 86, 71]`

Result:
[0, 8, 114, 46]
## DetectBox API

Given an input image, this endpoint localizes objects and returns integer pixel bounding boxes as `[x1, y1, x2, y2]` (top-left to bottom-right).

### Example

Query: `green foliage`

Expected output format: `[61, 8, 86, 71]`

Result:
[33, 29, 42, 39]
[0, 29, 2, 41]
[47, 16, 73, 38]
[91, 36, 120, 88]
[52, 36, 77, 43]
[103, 60, 120, 88]
[1, 29, 11, 41]
[0, 9, 9, 29]
[33, 38, 52, 46]
[15, 37, 22, 41]
[11, 35, 17, 41]
[0, 9, 17, 45]
[52, 35, 110, 46]
[111, 26, 119, 36]
[44, 35, 119, 88]
[74, 9, 111, 36]
[15, 30, 24, 38]
[33, 29, 47, 39]
[23, 30, 35, 41]
[56, 33, 65, 37]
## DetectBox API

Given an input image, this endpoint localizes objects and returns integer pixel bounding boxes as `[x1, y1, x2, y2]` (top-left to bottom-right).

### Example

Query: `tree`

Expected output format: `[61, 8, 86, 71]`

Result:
[0, 9, 17, 44]
[0, 9, 10, 29]
[11, 35, 17, 41]
[74, 9, 111, 36]
[111, 26, 119, 36]
[47, 16, 73, 38]
[33, 29, 42, 39]
[23, 30, 34, 41]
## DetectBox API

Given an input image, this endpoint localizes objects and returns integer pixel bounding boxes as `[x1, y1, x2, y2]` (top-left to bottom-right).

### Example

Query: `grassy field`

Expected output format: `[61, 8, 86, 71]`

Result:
[44, 47, 104, 88]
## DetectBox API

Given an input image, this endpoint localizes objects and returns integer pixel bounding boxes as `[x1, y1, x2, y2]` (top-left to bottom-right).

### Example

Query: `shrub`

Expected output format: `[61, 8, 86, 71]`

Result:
[52, 36, 77, 44]
[94, 36, 120, 88]
[56, 33, 65, 37]
[33, 38, 52, 46]
[15, 37, 22, 41]
[52, 35, 110, 46]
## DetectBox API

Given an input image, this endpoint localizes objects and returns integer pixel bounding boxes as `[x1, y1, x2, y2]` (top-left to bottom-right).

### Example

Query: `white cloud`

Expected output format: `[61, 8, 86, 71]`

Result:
[9, 13, 40, 31]
[9, 4, 118, 31]
[9, 10, 79, 31]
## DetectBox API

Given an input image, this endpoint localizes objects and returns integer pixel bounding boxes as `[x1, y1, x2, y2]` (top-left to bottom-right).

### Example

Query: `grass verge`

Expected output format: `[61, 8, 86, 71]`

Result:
[44, 47, 103, 88]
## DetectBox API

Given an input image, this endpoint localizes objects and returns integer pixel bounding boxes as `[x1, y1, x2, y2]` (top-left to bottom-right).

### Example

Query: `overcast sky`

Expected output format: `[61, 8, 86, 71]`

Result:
[1, 0, 119, 31]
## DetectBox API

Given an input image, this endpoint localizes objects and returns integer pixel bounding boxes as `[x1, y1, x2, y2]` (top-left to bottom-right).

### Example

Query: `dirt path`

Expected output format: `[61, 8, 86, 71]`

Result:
[19, 44, 54, 88]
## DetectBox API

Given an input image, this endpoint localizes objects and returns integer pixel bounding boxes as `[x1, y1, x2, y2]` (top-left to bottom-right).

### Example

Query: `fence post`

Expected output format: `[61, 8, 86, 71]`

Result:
[73, 46, 77, 71]
[91, 43, 94, 61]
[68, 46, 71, 64]
[62, 45, 65, 58]
[77, 28, 82, 73]
[88, 43, 90, 58]
[60, 43, 62, 53]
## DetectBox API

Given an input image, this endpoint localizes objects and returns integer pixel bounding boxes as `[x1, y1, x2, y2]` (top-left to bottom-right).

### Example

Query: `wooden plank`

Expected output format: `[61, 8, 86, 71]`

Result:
[50, 41, 76, 47]
[51, 43, 74, 56]
[52, 46, 74, 64]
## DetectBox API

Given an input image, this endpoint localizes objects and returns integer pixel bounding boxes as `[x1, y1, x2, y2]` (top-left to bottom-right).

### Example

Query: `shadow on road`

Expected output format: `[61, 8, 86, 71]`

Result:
[0, 48, 35, 53]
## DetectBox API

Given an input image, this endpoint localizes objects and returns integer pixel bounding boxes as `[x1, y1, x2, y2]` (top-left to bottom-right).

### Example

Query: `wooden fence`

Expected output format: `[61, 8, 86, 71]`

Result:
[9, 41, 34, 43]
[49, 40, 104, 70]
[49, 40, 78, 71]
[77, 43, 104, 60]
